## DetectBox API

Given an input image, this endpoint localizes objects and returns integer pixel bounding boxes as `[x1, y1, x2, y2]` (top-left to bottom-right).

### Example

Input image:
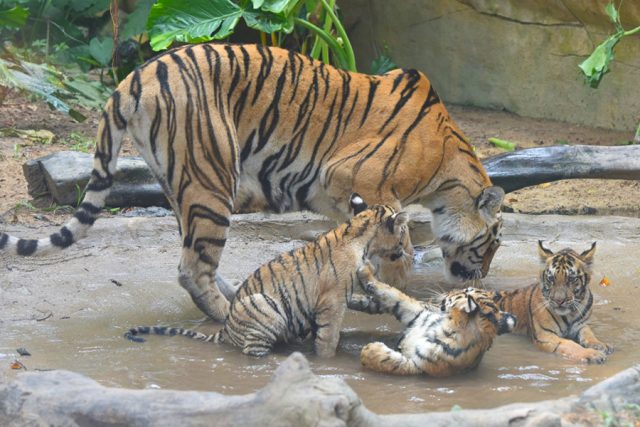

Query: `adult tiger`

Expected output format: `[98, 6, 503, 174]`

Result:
[0, 43, 504, 322]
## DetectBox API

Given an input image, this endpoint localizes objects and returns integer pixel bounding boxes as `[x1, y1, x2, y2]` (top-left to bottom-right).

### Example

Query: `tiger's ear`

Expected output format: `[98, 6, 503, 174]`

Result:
[350, 193, 368, 215]
[477, 186, 504, 217]
[538, 240, 554, 262]
[385, 211, 408, 233]
[580, 242, 596, 265]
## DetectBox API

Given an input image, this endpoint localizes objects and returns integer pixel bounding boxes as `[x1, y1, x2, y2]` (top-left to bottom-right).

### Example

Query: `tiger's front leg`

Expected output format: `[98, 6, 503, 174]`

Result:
[354, 261, 424, 325]
[534, 329, 607, 364]
[314, 297, 346, 358]
[578, 325, 613, 354]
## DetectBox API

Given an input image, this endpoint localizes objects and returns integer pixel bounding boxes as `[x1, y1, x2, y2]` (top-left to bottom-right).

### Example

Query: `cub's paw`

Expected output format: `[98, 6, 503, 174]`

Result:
[585, 340, 614, 354]
[577, 348, 607, 364]
[357, 261, 376, 284]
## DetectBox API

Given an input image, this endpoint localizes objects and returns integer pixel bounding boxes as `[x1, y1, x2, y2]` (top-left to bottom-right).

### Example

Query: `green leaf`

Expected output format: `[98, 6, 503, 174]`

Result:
[451, 405, 463, 412]
[68, 108, 87, 122]
[0, 5, 29, 30]
[578, 34, 621, 88]
[148, 0, 243, 51]
[121, 0, 156, 40]
[604, 0, 623, 32]
[89, 37, 114, 67]
[370, 53, 397, 75]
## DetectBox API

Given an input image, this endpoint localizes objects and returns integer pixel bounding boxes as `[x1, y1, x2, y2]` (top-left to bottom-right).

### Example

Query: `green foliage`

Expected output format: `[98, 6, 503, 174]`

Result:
[89, 37, 114, 68]
[370, 43, 397, 75]
[0, 5, 29, 30]
[62, 131, 96, 152]
[147, 0, 295, 51]
[488, 137, 515, 151]
[121, 0, 156, 41]
[578, 1, 640, 89]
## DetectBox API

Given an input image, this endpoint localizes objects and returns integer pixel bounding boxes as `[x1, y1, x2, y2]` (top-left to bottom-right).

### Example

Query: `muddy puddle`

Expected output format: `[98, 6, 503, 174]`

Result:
[1, 214, 640, 414]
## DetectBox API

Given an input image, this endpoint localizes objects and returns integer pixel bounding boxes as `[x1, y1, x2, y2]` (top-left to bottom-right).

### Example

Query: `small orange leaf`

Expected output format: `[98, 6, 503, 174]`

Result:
[508, 198, 518, 203]
[10, 362, 22, 370]
[599, 277, 610, 286]
[540, 183, 552, 188]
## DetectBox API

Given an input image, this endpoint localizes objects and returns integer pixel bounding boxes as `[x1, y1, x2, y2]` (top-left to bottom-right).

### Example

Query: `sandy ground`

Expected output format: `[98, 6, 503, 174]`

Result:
[1, 95, 640, 228]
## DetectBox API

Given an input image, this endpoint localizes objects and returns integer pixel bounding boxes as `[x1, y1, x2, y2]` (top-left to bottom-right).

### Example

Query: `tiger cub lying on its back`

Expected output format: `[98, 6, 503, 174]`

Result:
[125, 194, 410, 358]
[491, 241, 613, 364]
[348, 262, 516, 376]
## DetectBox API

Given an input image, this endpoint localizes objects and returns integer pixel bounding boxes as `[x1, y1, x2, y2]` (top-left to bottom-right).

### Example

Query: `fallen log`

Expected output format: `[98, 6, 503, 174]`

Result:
[1, 352, 639, 426]
[481, 145, 640, 193]
[23, 151, 168, 208]
[22, 145, 640, 208]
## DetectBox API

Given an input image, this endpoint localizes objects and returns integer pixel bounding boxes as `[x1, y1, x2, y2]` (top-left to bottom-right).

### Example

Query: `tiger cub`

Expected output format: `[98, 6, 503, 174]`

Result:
[348, 262, 516, 376]
[491, 241, 612, 364]
[125, 194, 409, 358]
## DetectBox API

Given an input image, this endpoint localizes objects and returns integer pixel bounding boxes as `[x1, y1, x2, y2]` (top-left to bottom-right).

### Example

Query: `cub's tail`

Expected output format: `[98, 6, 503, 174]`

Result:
[124, 326, 224, 344]
[0, 93, 127, 257]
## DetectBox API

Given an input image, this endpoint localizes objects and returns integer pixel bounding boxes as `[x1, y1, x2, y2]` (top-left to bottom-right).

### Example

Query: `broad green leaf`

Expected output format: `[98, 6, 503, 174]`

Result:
[148, 0, 243, 51]
[370, 53, 397, 75]
[121, 0, 156, 40]
[255, 0, 298, 15]
[0, 5, 29, 30]
[89, 37, 114, 67]
[244, 8, 292, 34]
[578, 34, 621, 88]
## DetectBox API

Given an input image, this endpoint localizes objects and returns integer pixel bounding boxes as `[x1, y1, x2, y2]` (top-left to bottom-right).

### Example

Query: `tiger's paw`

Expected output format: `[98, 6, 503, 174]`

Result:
[575, 348, 607, 364]
[585, 340, 614, 354]
[357, 261, 376, 286]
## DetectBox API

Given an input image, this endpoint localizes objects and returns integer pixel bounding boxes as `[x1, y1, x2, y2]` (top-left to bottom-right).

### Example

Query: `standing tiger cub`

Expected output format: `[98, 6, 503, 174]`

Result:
[492, 241, 613, 364]
[0, 43, 504, 322]
[125, 195, 409, 358]
[348, 262, 516, 376]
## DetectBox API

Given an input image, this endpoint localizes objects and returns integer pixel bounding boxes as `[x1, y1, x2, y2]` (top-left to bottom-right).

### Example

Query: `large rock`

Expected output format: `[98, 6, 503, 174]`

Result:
[343, 0, 640, 132]
[1, 352, 639, 426]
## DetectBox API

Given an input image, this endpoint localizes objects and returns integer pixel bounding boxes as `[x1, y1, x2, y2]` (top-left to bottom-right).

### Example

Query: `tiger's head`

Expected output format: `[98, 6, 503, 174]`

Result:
[440, 287, 516, 337]
[538, 241, 596, 316]
[349, 194, 410, 263]
[430, 186, 505, 283]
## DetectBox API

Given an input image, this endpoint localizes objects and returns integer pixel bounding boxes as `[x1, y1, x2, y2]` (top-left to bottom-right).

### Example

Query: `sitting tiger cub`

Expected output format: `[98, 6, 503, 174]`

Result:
[491, 241, 612, 364]
[125, 194, 410, 358]
[348, 262, 516, 376]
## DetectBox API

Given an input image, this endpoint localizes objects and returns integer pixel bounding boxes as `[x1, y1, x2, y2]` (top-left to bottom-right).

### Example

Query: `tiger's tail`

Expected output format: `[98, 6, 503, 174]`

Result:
[360, 342, 422, 375]
[0, 92, 128, 257]
[124, 326, 224, 344]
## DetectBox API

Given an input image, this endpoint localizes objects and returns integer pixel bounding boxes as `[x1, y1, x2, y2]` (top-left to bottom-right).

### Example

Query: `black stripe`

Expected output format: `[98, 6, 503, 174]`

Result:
[50, 226, 74, 248]
[17, 239, 38, 256]
[0, 233, 8, 250]
[360, 79, 380, 128]
[130, 70, 142, 111]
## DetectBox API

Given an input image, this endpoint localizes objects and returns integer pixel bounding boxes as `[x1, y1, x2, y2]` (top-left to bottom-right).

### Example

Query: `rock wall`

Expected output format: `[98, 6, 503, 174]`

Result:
[343, 0, 640, 132]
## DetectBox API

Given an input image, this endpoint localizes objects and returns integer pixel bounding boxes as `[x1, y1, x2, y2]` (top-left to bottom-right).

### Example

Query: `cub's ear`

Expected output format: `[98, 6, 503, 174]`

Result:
[464, 294, 478, 314]
[385, 211, 409, 233]
[538, 240, 554, 262]
[497, 312, 516, 335]
[580, 242, 596, 266]
[350, 193, 368, 215]
[477, 186, 504, 217]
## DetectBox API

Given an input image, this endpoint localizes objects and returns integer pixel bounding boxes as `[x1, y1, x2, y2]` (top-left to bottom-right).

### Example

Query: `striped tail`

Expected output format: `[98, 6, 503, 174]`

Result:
[0, 94, 127, 257]
[124, 326, 224, 344]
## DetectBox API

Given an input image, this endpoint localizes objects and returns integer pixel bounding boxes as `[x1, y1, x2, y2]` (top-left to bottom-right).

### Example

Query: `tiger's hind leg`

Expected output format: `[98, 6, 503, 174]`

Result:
[361, 342, 422, 375]
[225, 294, 286, 358]
[176, 180, 238, 322]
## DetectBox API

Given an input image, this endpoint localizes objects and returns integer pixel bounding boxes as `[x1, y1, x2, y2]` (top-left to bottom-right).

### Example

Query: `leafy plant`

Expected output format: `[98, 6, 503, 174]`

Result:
[578, 1, 640, 142]
[146, 0, 358, 71]
[12, 142, 21, 159]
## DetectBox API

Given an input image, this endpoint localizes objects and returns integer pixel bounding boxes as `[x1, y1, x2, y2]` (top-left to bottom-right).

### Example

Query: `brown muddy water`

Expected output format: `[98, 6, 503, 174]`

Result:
[1, 213, 640, 414]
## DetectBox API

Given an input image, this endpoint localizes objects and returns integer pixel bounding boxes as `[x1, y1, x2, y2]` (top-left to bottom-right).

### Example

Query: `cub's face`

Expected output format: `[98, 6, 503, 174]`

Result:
[440, 288, 515, 336]
[349, 194, 410, 261]
[538, 241, 596, 316]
